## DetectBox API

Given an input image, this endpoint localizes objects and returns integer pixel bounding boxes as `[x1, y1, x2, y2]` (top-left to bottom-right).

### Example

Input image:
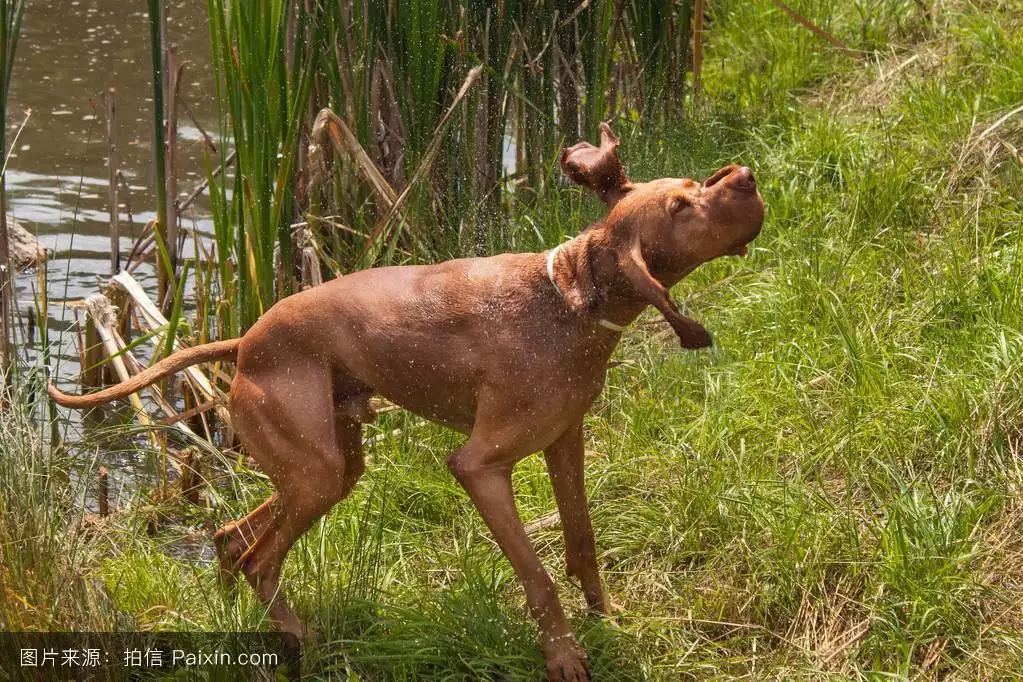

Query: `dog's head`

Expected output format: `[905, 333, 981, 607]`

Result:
[560, 123, 765, 348]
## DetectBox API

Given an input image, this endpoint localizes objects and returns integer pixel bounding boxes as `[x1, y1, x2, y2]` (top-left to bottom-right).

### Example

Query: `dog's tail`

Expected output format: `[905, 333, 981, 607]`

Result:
[48, 338, 242, 409]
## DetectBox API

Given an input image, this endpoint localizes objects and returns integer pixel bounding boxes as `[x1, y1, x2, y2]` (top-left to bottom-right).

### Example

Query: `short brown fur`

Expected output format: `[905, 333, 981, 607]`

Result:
[49, 124, 764, 681]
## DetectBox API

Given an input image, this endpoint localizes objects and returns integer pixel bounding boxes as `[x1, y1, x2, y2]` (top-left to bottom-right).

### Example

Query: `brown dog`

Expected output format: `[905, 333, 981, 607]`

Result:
[49, 123, 764, 681]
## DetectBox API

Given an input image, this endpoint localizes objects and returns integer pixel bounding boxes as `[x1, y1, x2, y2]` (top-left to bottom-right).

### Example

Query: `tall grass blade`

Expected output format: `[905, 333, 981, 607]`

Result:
[146, 0, 173, 310]
[206, 0, 314, 331]
[0, 0, 25, 373]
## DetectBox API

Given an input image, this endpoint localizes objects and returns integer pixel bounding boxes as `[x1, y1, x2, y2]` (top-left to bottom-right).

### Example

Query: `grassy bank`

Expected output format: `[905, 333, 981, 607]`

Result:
[7, 0, 1023, 678]
[0, 372, 122, 631]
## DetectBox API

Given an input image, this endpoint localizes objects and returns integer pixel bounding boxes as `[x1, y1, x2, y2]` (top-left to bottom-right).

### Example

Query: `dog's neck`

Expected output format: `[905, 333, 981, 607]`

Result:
[547, 243, 629, 332]
[548, 230, 693, 331]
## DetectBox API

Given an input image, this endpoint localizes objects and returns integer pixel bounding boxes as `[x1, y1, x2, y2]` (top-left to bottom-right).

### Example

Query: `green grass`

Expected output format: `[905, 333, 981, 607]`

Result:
[0, 371, 123, 631]
[205, 0, 314, 332]
[7, 0, 1023, 678]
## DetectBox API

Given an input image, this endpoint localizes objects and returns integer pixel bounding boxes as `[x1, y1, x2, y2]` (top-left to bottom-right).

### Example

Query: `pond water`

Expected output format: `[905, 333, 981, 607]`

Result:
[6, 2, 522, 390]
[7, 0, 217, 383]
[5, 3, 523, 511]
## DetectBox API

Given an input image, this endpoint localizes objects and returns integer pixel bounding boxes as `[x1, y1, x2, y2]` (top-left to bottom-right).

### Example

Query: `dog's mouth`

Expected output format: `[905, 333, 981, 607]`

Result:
[707, 165, 762, 258]
[724, 236, 756, 257]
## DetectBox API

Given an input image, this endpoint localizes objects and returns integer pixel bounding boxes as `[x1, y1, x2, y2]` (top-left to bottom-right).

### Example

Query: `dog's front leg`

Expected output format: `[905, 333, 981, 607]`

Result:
[544, 422, 609, 615]
[447, 441, 590, 682]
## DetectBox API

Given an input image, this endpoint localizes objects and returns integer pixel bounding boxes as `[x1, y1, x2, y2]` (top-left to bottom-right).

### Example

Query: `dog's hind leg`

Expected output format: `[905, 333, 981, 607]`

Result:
[214, 494, 278, 588]
[216, 387, 374, 589]
[222, 367, 366, 641]
[244, 417, 365, 639]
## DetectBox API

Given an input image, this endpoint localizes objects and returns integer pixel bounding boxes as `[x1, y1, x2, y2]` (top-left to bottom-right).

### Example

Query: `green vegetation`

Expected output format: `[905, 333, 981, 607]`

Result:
[0, 372, 121, 631]
[205, 0, 315, 332]
[6, 0, 1023, 679]
[196, 0, 694, 335]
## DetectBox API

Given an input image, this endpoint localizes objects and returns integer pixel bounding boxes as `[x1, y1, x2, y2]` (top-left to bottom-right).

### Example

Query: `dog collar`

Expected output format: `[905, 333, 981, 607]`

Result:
[546, 243, 628, 333]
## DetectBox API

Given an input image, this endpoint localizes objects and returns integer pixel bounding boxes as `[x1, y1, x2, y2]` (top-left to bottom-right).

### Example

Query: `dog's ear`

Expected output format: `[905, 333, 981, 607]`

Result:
[560, 122, 632, 207]
[618, 238, 712, 349]
[552, 239, 602, 314]
[702, 163, 741, 188]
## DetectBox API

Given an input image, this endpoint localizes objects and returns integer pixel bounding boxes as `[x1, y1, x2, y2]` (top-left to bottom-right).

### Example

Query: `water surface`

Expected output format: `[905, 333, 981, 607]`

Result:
[8, 0, 218, 378]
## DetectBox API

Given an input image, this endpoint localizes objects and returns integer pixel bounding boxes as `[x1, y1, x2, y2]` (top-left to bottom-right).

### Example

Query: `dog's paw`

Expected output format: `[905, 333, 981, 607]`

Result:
[587, 593, 626, 624]
[544, 635, 590, 681]
[271, 607, 320, 647]
[299, 624, 322, 647]
[546, 655, 590, 681]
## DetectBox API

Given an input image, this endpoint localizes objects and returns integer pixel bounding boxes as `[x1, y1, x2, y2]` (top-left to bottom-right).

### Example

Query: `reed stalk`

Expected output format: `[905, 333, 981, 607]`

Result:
[206, 0, 314, 333]
[0, 0, 24, 374]
[191, 0, 710, 340]
[164, 47, 183, 294]
[105, 88, 120, 275]
[692, 0, 705, 97]
[626, 1, 693, 121]
[579, 0, 618, 138]
[146, 0, 173, 311]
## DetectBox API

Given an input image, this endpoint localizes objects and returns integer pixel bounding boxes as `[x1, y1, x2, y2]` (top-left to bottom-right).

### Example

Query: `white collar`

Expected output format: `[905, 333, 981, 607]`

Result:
[546, 242, 628, 333]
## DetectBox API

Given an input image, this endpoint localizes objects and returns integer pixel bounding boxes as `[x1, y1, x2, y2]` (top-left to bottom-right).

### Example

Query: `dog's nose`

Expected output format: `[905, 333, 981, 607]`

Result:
[729, 166, 756, 192]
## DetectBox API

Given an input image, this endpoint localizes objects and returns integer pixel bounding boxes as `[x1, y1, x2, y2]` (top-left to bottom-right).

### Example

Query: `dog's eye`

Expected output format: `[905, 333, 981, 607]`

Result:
[670, 197, 691, 213]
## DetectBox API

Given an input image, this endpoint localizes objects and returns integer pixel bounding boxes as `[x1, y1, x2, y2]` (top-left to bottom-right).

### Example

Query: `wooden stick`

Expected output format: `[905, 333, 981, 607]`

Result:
[178, 150, 235, 213]
[105, 88, 120, 275]
[159, 397, 225, 426]
[111, 271, 232, 427]
[524, 510, 561, 534]
[84, 295, 154, 433]
[179, 448, 202, 505]
[178, 94, 217, 154]
[97, 467, 110, 517]
[73, 308, 88, 373]
[692, 0, 705, 98]
[770, 0, 859, 58]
